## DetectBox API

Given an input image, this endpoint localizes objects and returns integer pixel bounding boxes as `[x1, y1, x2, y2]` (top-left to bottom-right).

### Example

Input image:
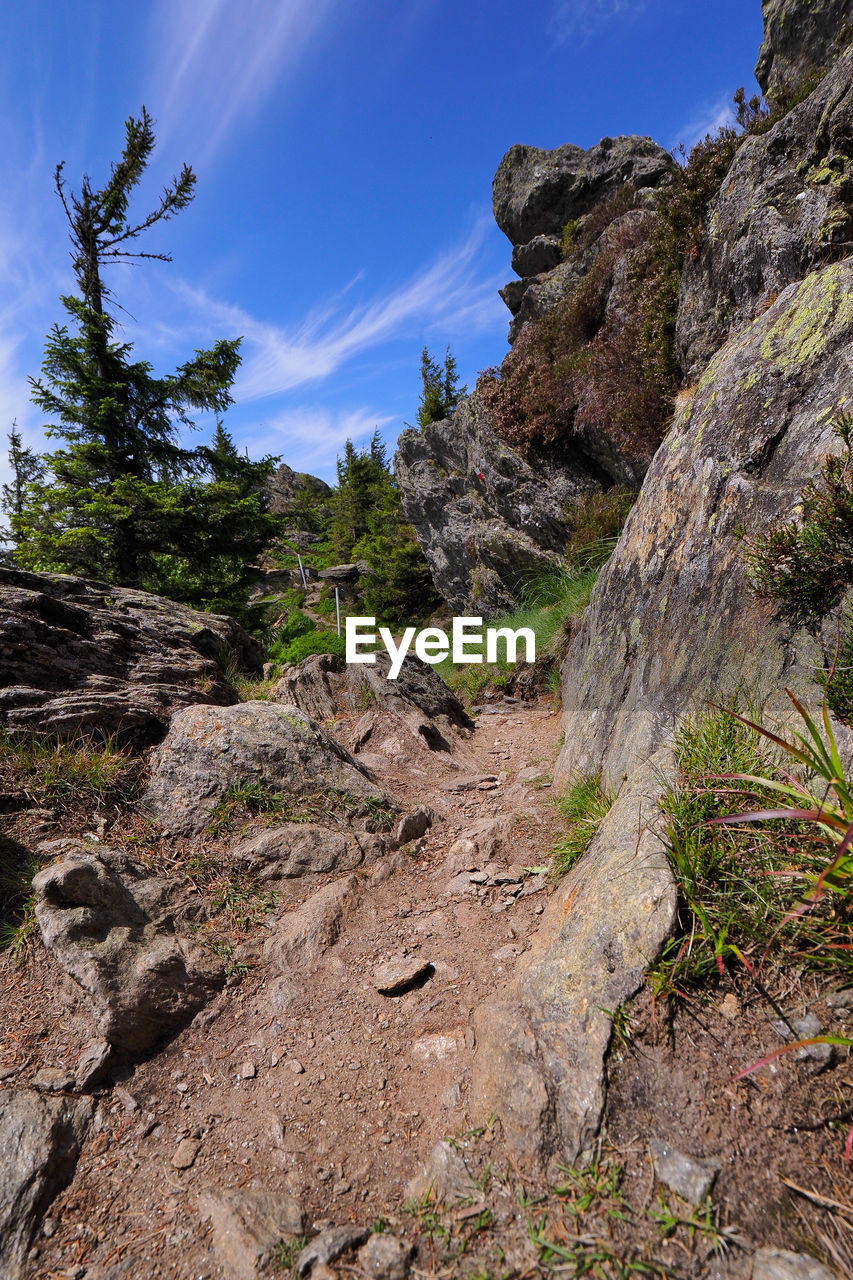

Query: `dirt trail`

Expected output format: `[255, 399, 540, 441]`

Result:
[25, 697, 564, 1279]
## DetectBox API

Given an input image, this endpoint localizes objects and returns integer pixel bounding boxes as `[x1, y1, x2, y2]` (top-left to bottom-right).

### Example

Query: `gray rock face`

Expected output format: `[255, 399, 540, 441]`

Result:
[511, 234, 563, 277]
[678, 49, 853, 380]
[0, 1088, 92, 1279]
[492, 135, 674, 246]
[751, 1249, 837, 1280]
[470, 757, 676, 1170]
[557, 259, 853, 790]
[755, 0, 853, 100]
[0, 567, 260, 741]
[394, 393, 598, 615]
[263, 875, 359, 974]
[33, 846, 224, 1052]
[144, 700, 386, 835]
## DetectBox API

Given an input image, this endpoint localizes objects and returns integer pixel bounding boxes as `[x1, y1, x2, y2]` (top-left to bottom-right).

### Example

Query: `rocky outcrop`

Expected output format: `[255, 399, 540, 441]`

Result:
[0, 567, 261, 741]
[230, 822, 366, 881]
[144, 700, 387, 835]
[557, 258, 853, 790]
[266, 461, 332, 516]
[755, 0, 853, 101]
[33, 845, 224, 1052]
[395, 394, 599, 615]
[678, 46, 853, 379]
[0, 1088, 92, 1279]
[494, 137, 674, 343]
[470, 757, 676, 1170]
[493, 135, 673, 246]
[273, 652, 474, 754]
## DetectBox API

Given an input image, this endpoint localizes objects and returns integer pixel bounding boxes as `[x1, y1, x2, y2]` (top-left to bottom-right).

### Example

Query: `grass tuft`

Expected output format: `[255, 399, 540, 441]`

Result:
[551, 773, 614, 877]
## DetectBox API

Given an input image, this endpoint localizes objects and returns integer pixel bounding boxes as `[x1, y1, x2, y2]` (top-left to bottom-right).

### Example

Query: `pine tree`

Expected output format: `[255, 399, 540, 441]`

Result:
[13, 108, 279, 614]
[416, 345, 466, 427]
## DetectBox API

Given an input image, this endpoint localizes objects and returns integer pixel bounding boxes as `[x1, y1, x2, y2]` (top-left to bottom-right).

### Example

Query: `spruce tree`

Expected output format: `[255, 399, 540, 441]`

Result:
[13, 108, 279, 614]
[2, 424, 44, 525]
[416, 345, 466, 427]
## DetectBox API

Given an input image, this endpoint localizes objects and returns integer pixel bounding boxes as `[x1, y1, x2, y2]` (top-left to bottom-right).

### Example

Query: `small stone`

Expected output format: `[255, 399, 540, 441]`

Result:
[517, 766, 543, 783]
[406, 1140, 481, 1204]
[176, 1081, 189, 1093]
[357, 1231, 414, 1280]
[74, 1038, 113, 1091]
[394, 808, 432, 846]
[114, 1086, 139, 1113]
[492, 944, 520, 962]
[33, 1067, 74, 1093]
[373, 956, 433, 995]
[478, 780, 499, 791]
[287, 1059, 305, 1075]
[42, 1218, 58, 1238]
[750, 1247, 836, 1280]
[199, 1188, 306, 1280]
[239, 1061, 257, 1080]
[649, 1139, 720, 1205]
[825, 987, 853, 1009]
[468, 872, 489, 884]
[171, 1136, 201, 1169]
[520, 873, 547, 897]
[771, 1012, 833, 1065]
[296, 1225, 371, 1276]
[719, 993, 741, 1021]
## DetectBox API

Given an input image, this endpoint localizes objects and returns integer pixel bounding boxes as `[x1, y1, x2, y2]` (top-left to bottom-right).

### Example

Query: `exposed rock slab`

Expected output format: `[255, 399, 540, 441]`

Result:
[558, 259, 853, 788]
[263, 875, 359, 974]
[678, 48, 853, 379]
[470, 756, 676, 1170]
[395, 393, 598, 614]
[33, 845, 224, 1052]
[144, 700, 386, 835]
[198, 1188, 306, 1280]
[492, 135, 673, 246]
[0, 1087, 92, 1279]
[756, 0, 852, 100]
[296, 1225, 371, 1276]
[0, 567, 260, 741]
[231, 822, 365, 880]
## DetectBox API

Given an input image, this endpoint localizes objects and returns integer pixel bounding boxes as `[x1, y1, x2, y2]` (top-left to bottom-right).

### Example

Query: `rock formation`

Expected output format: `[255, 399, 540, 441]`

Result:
[755, 0, 853, 100]
[0, 567, 261, 741]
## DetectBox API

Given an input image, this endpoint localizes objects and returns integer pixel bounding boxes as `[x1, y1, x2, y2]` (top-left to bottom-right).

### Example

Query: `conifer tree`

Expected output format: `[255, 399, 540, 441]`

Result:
[2, 424, 44, 525]
[416, 345, 466, 427]
[12, 108, 279, 614]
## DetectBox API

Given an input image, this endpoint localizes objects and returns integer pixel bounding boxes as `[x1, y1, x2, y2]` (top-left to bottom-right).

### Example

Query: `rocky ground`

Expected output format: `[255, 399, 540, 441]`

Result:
[2, 656, 851, 1280]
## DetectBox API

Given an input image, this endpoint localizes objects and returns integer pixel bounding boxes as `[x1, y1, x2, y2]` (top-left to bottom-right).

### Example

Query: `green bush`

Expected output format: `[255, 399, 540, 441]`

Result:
[266, 611, 316, 663]
[281, 629, 347, 664]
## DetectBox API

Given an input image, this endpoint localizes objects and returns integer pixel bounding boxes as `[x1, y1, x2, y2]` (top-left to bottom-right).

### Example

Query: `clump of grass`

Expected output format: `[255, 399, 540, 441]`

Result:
[0, 835, 40, 961]
[651, 698, 853, 1000]
[0, 729, 141, 816]
[750, 412, 853, 631]
[551, 772, 614, 878]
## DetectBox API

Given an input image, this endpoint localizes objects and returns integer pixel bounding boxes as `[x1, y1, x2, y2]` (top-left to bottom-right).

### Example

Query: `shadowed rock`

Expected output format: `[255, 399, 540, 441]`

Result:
[33, 845, 224, 1052]
[0, 1088, 93, 1279]
[755, 0, 852, 101]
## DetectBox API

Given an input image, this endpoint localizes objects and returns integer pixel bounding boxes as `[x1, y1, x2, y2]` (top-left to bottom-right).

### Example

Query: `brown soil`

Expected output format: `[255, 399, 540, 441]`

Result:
[3, 697, 852, 1280]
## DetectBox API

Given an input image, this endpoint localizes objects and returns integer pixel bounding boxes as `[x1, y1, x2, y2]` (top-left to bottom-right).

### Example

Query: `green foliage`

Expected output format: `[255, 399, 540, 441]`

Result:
[329, 430, 440, 626]
[11, 109, 280, 619]
[652, 699, 853, 1000]
[0, 836, 39, 960]
[279, 629, 347, 664]
[551, 773, 614, 877]
[564, 486, 636, 568]
[1, 424, 44, 532]
[0, 728, 141, 813]
[416, 345, 466, 427]
[751, 413, 853, 630]
[266, 611, 317, 662]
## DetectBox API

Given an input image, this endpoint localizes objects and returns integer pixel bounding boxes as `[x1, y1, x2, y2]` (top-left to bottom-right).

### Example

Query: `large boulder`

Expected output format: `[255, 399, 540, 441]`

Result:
[144, 700, 387, 835]
[0, 568, 261, 741]
[755, 0, 853, 101]
[394, 393, 598, 615]
[33, 845, 224, 1052]
[266, 461, 332, 516]
[0, 1088, 92, 1280]
[556, 257, 853, 790]
[492, 135, 674, 247]
[470, 756, 675, 1170]
[678, 47, 853, 380]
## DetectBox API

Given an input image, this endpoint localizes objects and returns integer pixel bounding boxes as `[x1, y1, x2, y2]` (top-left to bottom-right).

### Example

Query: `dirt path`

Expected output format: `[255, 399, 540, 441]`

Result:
[25, 697, 564, 1279]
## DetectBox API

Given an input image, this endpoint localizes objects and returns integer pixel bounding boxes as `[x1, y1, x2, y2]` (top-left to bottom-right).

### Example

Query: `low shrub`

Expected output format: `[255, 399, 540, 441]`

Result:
[280, 629, 347, 665]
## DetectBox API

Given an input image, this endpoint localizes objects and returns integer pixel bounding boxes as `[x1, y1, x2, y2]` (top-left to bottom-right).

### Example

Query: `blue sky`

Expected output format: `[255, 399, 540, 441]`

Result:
[0, 0, 763, 487]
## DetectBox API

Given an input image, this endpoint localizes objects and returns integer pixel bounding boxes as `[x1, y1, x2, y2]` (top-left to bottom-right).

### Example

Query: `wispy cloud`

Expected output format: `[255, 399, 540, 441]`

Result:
[147, 0, 339, 161]
[552, 0, 647, 42]
[246, 405, 393, 474]
[172, 216, 505, 402]
[673, 94, 736, 152]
